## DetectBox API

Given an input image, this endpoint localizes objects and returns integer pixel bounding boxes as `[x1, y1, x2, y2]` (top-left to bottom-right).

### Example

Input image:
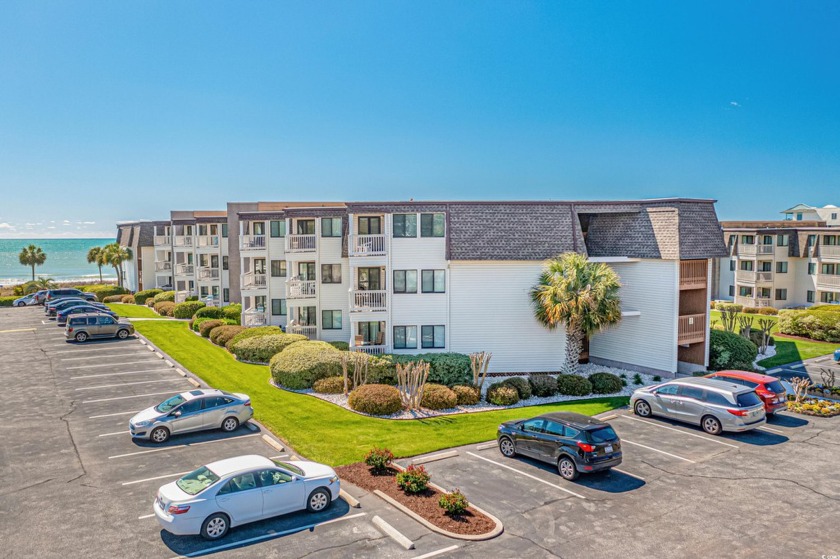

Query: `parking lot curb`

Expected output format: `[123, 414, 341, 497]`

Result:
[372, 515, 415, 550]
[187, 377, 201, 388]
[340, 489, 361, 508]
[475, 442, 497, 451]
[261, 434, 285, 452]
[410, 450, 458, 465]
[174, 368, 186, 377]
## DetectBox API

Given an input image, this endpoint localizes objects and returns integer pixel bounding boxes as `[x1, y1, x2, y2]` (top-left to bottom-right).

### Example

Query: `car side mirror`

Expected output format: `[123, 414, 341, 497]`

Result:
[291, 475, 299, 482]
[170, 410, 182, 417]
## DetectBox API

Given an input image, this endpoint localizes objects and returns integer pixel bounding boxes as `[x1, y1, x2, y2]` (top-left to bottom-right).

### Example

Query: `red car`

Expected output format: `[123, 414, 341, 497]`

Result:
[706, 370, 787, 415]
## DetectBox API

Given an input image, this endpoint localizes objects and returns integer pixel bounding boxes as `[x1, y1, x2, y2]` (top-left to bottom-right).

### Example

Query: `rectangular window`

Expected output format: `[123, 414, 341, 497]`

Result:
[253, 258, 267, 274]
[833, 213, 838, 220]
[775, 289, 787, 301]
[421, 325, 445, 348]
[740, 260, 754, 271]
[270, 260, 287, 277]
[797, 213, 803, 220]
[758, 287, 771, 298]
[200, 286, 208, 297]
[223, 288, 229, 302]
[271, 299, 287, 316]
[221, 223, 228, 238]
[321, 217, 342, 237]
[298, 262, 316, 281]
[357, 267, 382, 290]
[357, 216, 382, 235]
[776, 261, 788, 273]
[393, 214, 417, 238]
[729, 260, 736, 271]
[252, 222, 265, 235]
[393, 326, 418, 349]
[739, 286, 753, 297]
[393, 270, 417, 293]
[807, 234, 816, 247]
[728, 285, 734, 297]
[299, 306, 317, 325]
[761, 235, 773, 245]
[321, 264, 342, 283]
[198, 224, 207, 236]
[254, 295, 267, 311]
[270, 220, 286, 237]
[759, 261, 772, 272]
[420, 213, 445, 237]
[822, 263, 837, 275]
[741, 235, 755, 245]
[777, 234, 788, 246]
[321, 310, 342, 329]
[825, 235, 839, 246]
[421, 270, 445, 293]
[222, 256, 229, 270]
[296, 220, 316, 235]
[807, 290, 815, 303]
[821, 292, 840, 303]
[808, 263, 816, 275]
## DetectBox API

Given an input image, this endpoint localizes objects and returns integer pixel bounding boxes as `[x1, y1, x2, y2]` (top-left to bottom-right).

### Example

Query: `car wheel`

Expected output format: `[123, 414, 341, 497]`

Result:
[498, 437, 516, 458]
[221, 417, 239, 432]
[306, 488, 331, 513]
[116, 329, 129, 339]
[558, 456, 579, 481]
[634, 400, 652, 417]
[16, 301, 25, 307]
[150, 426, 170, 444]
[200, 513, 229, 540]
[74, 332, 88, 343]
[701, 415, 723, 435]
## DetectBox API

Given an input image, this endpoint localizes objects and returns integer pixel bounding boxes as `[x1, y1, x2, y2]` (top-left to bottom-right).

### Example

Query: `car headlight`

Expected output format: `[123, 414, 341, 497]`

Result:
[134, 420, 152, 428]
[329, 475, 339, 484]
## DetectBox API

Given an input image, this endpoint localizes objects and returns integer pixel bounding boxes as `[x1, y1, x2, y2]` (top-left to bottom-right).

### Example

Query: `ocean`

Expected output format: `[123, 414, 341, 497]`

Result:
[0, 238, 117, 284]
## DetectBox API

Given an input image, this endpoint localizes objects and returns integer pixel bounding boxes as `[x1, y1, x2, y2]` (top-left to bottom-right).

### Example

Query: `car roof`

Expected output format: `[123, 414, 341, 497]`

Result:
[710, 370, 779, 383]
[178, 388, 226, 401]
[537, 412, 609, 430]
[666, 376, 752, 395]
[205, 454, 274, 477]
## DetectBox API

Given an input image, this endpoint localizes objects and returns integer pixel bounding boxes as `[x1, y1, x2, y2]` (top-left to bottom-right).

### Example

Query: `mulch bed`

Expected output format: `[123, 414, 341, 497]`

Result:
[336, 463, 496, 536]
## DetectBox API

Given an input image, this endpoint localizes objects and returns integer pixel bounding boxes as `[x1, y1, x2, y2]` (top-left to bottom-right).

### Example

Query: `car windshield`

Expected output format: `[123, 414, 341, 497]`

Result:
[736, 392, 763, 407]
[271, 460, 304, 476]
[155, 394, 186, 413]
[176, 466, 220, 495]
[587, 426, 619, 443]
[765, 380, 786, 394]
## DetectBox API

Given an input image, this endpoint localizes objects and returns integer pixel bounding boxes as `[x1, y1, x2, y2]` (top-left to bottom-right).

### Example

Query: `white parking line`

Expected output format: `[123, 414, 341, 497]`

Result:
[167, 512, 368, 558]
[83, 390, 178, 404]
[50, 345, 142, 354]
[791, 364, 805, 369]
[60, 352, 147, 361]
[612, 467, 645, 481]
[766, 368, 782, 374]
[621, 440, 696, 463]
[71, 368, 173, 380]
[75, 378, 185, 391]
[138, 513, 155, 520]
[412, 545, 460, 559]
[108, 433, 261, 459]
[66, 361, 158, 370]
[758, 426, 784, 434]
[617, 415, 738, 448]
[89, 410, 140, 419]
[122, 470, 192, 486]
[98, 430, 130, 437]
[466, 452, 586, 499]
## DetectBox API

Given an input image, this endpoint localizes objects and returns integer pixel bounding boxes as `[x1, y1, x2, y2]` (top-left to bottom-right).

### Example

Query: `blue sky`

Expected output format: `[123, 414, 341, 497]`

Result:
[1, 1, 838, 238]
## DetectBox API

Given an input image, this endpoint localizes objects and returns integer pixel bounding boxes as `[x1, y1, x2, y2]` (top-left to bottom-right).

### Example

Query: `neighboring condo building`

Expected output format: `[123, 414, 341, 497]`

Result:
[116, 221, 156, 292]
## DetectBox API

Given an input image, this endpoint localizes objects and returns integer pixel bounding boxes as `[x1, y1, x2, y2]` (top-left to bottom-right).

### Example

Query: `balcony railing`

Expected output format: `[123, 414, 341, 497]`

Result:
[349, 234, 386, 257]
[240, 235, 266, 250]
[155, 261, 172, 272]
[174, 290, 192, 303]
[679, 260, 707, 290]
[738, 244, 773, 256]
[173, 235, 193, 247]
[677, 313, 706, 345]
[352, 344, 388, 355]
[286, 234, 316, 253]
[241, 272, 267, 290]
[202, 295, 221, 307]
[287, 278, 316, 299]
[735, 296, 772, 308]
[155, 279, 172, 290]
[175, 263, 194, 275]
[287, 325, 317, 339]
[820, 245, 840, 259]
[242, 308, 268, 327]
[351, 290, 387, 312]
[735, 270, 773, 284]
[197, 235, 220, 248]
[816, 274, 840, 290]
[154, 235, 171, 246]
[198, 267, 220, 280]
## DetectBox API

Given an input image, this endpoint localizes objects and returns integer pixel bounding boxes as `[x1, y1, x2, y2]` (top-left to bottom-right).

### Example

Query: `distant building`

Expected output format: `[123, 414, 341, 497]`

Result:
[781, 203, 840, 226]
[116, 221, 155, 292]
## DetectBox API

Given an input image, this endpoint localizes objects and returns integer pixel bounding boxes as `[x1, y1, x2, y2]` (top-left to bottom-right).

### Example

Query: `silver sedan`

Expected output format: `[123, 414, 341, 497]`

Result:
[130, 389, 253, 443]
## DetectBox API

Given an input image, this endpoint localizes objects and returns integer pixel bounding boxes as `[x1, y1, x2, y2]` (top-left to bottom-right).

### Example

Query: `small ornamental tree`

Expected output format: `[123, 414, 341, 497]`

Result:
[397, 361, 430, 411]
[395, 465, 430, 494]
[469, 351, 491, 390]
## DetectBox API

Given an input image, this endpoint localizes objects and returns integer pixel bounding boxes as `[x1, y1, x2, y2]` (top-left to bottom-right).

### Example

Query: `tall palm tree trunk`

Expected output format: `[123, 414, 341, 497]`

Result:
[97, 264, 102, 282]
[30, 264, 35, 281]
[562, 326, 584, 375]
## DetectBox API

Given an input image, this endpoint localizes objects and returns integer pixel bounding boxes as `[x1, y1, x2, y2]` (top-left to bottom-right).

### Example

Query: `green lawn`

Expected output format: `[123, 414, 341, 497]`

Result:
[107, 303, 161, 319]
[709, 309, 778, 332]
[133, 320, 627, 466]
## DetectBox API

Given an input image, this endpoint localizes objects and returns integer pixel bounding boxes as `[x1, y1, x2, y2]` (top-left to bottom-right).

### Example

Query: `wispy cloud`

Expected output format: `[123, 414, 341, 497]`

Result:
[729, 101, 741, 108]
[0, 222, 15, 230]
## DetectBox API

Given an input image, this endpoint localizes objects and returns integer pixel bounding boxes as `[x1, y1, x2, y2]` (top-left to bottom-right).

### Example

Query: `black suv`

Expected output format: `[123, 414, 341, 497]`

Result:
[45, 289, 97, 304]
[497, 412, 622, 480]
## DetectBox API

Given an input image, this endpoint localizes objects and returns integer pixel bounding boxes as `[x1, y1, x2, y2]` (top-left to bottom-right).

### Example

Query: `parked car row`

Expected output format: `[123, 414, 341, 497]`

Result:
[14, 288, 96, 307]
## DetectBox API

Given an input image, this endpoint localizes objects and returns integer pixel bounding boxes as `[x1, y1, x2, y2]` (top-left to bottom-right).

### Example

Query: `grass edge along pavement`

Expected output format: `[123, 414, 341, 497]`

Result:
[106, 303, 161, 319]
[134, 320, 626, 466]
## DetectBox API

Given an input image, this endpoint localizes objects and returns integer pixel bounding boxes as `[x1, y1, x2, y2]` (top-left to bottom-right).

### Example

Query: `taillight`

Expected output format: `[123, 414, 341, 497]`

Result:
[244, 400, 251, 407]
[168, 504, 191, 515]
[68, 328, 73, 333]
[577, 441, 594, 452]
[727, 409, 749, 416]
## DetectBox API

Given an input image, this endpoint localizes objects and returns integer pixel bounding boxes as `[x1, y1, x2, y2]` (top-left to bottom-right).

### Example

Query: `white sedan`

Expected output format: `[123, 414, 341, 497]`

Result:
[154, 455, 340, 540]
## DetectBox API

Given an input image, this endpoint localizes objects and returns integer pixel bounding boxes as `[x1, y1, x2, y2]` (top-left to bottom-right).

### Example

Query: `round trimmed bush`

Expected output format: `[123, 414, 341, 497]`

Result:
[589, 372, 623, 394]
[154, 301, 176, 316]
[502, 377, 532, 400]
[709, 329, 759, 370]
[420, 383, 458, 410]
[231, 334, 307, 363]
[529, 375, 558, 397]
[328, 341, 350, 351]
[173, 301, 206, 319]
[134, 288, 162, 305]
[103, 295, 124, 303]
[146, 298, 156, 307]
[452, 385, 480, 405]
[195, 306, 225, 320]
[120, 294, 135, 304]
[199, 319, 225, 338]
[313, 376, 345, 394]
[225, 326, 284, 351]
[270, 341, 344, 389]
[210, 325, 246, 347]
[222, 303, 242, 322]
[758, 307, 778, 315]
[348, 384, 402, 415]
[556, 374, 593, 396]
[153, 291, 175, 304]
[81, 284, 128, 301]
[486, 382, 520, 406]
[389, 353, 471, 386]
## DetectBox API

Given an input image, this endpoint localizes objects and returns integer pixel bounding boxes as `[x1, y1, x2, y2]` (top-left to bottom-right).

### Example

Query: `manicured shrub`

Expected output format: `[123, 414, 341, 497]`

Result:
[222, 303, 242, 322]
[388, 353, 471, 386]
[556, 374, 593, 396]
[709, 329, 759, 370]
[633, 373, 643, 385]
[328, 341, 350, 351]
[154, 301, 176, 316]
[80, 284, 129, 301]
[367, 354, 398, 385]
[209, 325, 246, 347]
[653, 375, 662, 382]
[452, 385, 480, 405]
[748, 329, 775, 347]
[185, 295, 199, 301]
[778, 309, 840, 342]
[173, 301, 206, 319]
[199, 319, 225, 338]
[742, 306, 759, 314]
[0, 296, 18, 307]
[715, 302, 743, 313]
[486, 383, 520, 406]
[529, 375, 559, 397]
[502, 376, 532, 400]
[134, 288, 162, 305]
[231, 334, 307, 363]
[364, 447, 394, 473]
[270, 341, 344, 389]
[313, 376, 346, 394]
[194, 306, 225, 320]
[146, 298, 156, 307]
[589, 372, 623, 394]
[420, 383, 458, 410]
[224, 325, 284, 351]
[396, 464, 430, 494]
[439, 490, 469, 515]
[758, 307, 778, 315]
[348, 384, 402, 415]
[153, 291, 176, 304]
[102, 295, 124, 303]
[120, 294, 135, 304]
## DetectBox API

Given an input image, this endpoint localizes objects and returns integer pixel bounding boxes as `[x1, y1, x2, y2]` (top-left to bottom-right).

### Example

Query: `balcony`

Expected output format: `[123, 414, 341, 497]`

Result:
[175, 263, 194, 275]
[287, 277, 316, 299]
[678, 313, 706, 345]
[351, 344, 389, 355]
[174, 290, 192, 303]
[155, 261, 172, 272]
[286, 234, 316, 253]
[173, 235, 193, 247]
[154, 235, 171, 246]
[351, 290, 387, 312]
[287, 325, 317, 339]
[242, 308, 268, 328]
[735, 270, 772, 284]
[155, 279, 173, 289]
[679, 260, 707, 290]
[738, 244, 773, 257]
[735, 296, 772, 308]
[349, 234, 386, 257]
[197, 235, 220, 248]
[198, 267, 220, 280]
[240, 235, 266, 251]
[241, 272, 267, 290]
[816, 274, 840, 291]
[820, 245, 840, 260]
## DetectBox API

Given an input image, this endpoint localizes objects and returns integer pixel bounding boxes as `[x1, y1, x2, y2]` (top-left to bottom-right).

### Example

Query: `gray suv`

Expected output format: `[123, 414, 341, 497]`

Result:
[65, 313, 135, 342]
[630, 377, 766, 435]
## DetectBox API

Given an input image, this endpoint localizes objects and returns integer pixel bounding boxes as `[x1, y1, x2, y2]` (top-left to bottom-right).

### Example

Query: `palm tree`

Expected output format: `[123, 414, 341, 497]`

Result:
[18, 244, 47, 281]
[530, 252, 623, 374]
[102, 243, 132, 288]
[28, 277, 57, 292]
[86, 246, 107, 282]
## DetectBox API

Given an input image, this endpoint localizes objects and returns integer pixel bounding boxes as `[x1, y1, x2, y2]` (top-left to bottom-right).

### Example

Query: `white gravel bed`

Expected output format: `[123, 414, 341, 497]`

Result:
[271, 363, 661, 420]
[753, 344, 777, 370]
